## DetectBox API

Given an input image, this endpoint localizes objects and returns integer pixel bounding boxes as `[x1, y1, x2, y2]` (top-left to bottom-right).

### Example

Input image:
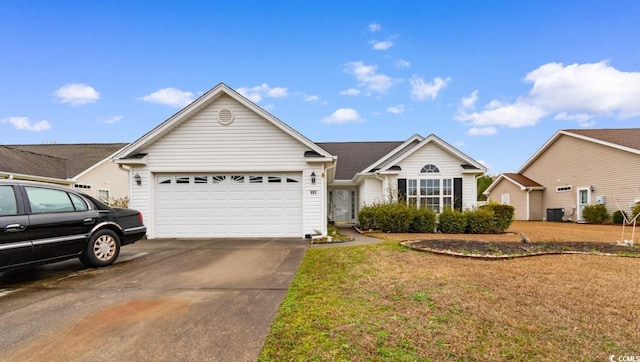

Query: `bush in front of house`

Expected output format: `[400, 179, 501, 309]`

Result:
[612, 210, 627, 224]
[480, 202, 515, 232]
[357, 206, 377, 230]
[581, 204, 609, 223]
[376, 202, 414, 233]
[438, 208, 467, 233]
[632, 203, 640, 220]
[410, 208, 437, 233]
[465, 208, 495, 234]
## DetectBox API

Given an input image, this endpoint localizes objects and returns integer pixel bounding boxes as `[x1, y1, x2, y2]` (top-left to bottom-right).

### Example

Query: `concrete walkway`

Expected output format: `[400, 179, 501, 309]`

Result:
[310, 224, 383, 248]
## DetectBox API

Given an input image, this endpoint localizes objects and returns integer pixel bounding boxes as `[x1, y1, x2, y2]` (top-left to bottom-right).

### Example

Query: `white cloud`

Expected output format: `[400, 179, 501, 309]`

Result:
[454, 140, 465, 147]
[460, 90, 479, 110]
[370, 40, 393, 50]
[410, 75, 450, 101]
[395, 59, 410, 68]
[387, 104, 405, 114]
[321, 108, 363, 124]
[1, 116, 51, 131]
[369, 22, 382, 32]
[236, 83, 288, 103]
[455, 61, 640, 135]
[54, 83, 99, 106]
[340, 88, 361, 96]
[103, 115, 123, 124]
[304, 95, 320, 102]
[140, 88, 195, 107]
[344, 61, 398, 95]
[467, 127, 497, 136]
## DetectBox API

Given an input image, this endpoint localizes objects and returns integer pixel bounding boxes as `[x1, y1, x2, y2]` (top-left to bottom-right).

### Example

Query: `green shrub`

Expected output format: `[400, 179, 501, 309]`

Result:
[466, 208, 495, 234]
[613, 210, 628, 224]
[582, 204, 609, 223]
[410, 208, 437, 233]
[480, 203, 515, 232]
[632, 203, 640, 220]
[438, 208, 467, 233]
[358, 206, 377, 230]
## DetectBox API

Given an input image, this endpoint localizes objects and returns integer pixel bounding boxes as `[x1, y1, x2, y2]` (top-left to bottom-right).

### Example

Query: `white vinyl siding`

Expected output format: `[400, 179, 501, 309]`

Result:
[74, 160, 129, 201]
[359, 177, 384, 206]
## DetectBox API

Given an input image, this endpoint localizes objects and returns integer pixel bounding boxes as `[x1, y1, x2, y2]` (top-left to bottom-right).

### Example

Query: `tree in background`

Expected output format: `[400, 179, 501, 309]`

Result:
[477, 175, 494, 201]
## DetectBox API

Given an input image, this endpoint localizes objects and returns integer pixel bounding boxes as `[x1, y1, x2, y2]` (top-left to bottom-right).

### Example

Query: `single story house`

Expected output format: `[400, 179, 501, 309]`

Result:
[0, 143, 129, 202]
[485, 128, 640, 222]
[112, 83, 486, 239]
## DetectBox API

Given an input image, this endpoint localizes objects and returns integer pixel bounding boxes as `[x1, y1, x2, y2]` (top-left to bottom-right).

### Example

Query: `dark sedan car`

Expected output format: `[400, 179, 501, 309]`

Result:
[0, 180, 146, 271]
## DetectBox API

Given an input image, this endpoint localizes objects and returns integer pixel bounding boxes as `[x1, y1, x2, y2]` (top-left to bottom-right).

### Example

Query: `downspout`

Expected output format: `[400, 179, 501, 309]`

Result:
[322, 157, 338, 234]
[525, 187, 531, 221]
[374, 171, 386, 202]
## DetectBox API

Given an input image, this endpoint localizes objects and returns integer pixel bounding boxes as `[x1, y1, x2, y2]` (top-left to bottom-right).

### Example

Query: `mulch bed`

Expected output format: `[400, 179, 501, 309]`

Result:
[404, 239, 640, 259]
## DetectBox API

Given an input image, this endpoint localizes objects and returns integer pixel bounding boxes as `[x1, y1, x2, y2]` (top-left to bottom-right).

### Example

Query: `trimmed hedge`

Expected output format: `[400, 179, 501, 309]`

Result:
[480, 203, 515, 233]
[410, 208, 437, 233]
[358, 202, 436, 233]
[582, 204, 609, 223]
[466, 208, 495, 234]
[438, 208, 467, 233]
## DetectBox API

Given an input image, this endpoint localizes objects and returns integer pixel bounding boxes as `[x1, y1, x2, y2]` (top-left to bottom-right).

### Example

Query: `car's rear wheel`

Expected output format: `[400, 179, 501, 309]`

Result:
[80, 229, 120, 267]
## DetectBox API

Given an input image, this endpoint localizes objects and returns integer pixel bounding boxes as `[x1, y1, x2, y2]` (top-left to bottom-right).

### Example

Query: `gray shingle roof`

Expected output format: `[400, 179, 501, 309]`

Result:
[1, 143, 128, 179]
[317, 141, 403, 180]
[0, 146, 68, 179]
[564, 128, 640, 151]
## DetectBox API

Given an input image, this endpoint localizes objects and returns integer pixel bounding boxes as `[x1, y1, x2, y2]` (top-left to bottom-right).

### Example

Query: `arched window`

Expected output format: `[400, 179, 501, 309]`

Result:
[420, 164, 439, 173]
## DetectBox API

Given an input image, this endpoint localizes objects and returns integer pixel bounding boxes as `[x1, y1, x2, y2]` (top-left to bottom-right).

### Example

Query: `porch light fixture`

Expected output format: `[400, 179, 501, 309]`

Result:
[310, 171, 316, 184]
[590, 185, 595, 192]
[133, 173, 142, 186]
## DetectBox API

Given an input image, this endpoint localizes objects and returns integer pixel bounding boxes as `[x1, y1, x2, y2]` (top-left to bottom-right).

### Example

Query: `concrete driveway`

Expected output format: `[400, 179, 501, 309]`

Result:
[0, 238, 308, 362]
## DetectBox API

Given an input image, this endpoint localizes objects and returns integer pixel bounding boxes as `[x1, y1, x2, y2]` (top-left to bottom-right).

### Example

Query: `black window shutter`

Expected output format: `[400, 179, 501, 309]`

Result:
[397, 178, 407, 203]
[454, 178, 463, 210]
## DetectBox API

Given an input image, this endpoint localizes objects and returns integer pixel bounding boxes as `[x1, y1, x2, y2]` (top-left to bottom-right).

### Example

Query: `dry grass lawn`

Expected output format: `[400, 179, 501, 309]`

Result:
[260, 221, 640, 361]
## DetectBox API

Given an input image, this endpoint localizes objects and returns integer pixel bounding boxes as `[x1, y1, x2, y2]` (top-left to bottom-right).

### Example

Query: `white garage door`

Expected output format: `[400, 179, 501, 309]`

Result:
[155, 173, 302, 238]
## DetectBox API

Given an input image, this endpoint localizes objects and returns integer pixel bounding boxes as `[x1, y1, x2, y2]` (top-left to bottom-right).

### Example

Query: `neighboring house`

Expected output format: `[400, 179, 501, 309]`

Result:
[0, 143, 129, 202]
[485, 128, 640, 222]
[113, 83, 486, 239]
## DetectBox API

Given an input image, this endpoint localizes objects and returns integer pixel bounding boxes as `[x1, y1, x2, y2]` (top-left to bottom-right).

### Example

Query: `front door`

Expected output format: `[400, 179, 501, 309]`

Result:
[332, 190, 351, 223]
[577, 187, 591, 221]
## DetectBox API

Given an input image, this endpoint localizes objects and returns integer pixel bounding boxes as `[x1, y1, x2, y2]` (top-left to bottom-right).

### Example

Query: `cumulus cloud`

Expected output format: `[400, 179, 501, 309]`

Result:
[236, 83, 288, 103]
[369, 22, 381, 32]
[456, 61, 640, 135]
[410, 75, 450, 101]
[140, 88, 195, 107]
[387, 104, 405, 114]
[370, 40, 393, 50]
[321, 108, 363, 124]
[1, 116, 51, 131]
[340, 88, 361, 96]
[460, 90, 479, 110]
[344, 61, 399, 95]
[54, 83, 99, 106]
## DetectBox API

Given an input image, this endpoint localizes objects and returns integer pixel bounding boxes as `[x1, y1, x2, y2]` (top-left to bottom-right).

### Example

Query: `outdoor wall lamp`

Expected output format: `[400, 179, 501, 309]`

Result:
[133, 173, 142, 186]
[311, 171, 316, 184]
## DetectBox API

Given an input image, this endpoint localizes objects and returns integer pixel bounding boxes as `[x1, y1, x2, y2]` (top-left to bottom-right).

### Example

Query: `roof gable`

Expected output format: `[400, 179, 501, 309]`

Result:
[381, 134, 486, 173]
[484, 173, 544, 195]
[114, 83, 332, 162]
[518, 128, 640, 173]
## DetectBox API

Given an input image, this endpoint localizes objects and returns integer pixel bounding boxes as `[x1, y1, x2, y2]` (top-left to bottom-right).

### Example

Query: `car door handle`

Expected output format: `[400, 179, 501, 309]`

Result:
[4, 224, 26, 233]
[83, 218, 95, 225]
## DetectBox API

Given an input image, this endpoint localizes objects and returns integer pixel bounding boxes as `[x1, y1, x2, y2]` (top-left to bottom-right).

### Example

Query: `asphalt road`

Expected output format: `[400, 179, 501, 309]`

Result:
[0, 238, 308, 362]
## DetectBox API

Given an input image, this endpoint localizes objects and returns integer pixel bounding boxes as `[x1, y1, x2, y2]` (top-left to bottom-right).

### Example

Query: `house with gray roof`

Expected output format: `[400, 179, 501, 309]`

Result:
[0, 143, 129, 202]
[485, 128, 640, 222]
[113, 83, 487, 239]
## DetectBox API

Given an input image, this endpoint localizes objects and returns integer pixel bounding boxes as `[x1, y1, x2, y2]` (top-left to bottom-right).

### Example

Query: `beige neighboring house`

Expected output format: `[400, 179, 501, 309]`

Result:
[0, 143, 129, 203]
[485, 128, 640, 222]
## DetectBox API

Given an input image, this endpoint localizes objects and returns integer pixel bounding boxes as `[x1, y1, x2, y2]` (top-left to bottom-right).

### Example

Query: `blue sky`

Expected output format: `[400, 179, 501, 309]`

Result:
[1, 1, 639, 174]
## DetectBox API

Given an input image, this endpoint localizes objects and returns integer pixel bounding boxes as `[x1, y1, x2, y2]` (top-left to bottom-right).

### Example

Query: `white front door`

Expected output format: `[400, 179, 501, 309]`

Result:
[332, 190, 351, 223]
[577, 187, 591, 221]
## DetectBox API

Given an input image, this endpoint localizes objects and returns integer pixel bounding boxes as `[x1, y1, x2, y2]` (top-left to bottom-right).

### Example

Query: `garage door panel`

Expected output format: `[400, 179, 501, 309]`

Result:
[155, 173, 302, 238]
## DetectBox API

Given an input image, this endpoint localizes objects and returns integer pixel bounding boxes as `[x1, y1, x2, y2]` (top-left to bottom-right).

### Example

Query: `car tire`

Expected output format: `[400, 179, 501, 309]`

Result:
[80, 229, 121, 267]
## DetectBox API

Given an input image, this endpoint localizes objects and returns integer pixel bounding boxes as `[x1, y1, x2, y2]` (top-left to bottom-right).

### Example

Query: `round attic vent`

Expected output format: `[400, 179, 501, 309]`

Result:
[217, 108, 234, 125]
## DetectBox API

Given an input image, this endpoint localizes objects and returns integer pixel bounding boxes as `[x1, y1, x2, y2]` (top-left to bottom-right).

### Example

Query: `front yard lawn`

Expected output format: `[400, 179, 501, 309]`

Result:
[259, 222, 640, 361]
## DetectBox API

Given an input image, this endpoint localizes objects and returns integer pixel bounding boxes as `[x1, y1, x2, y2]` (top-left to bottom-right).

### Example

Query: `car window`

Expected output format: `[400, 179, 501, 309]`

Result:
[25, 187, 76, 213]
[0, 186, 18, 216]
[69, 193, 89, 211]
